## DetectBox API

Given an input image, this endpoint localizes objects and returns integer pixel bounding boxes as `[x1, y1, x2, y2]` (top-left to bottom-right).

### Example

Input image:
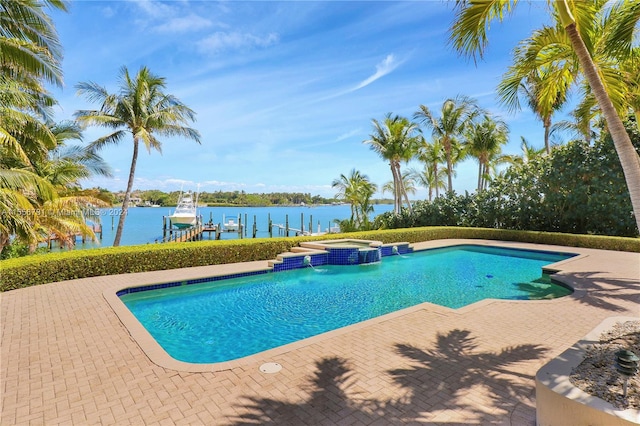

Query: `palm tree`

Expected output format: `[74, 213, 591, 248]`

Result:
[497, 24, 575, 154]
[75, 66, 201, 246]
[414, 136, 447, 199]
[516, 137, 546, 165]
[39, 121, 112, 191]
[382, 171, 417, 203]
[450, 0, 640, 232]
[408, 165, 446, 202]
[1, 0, 64, 162]
[412, 136, 447, 201]
[414, 96, 481, 193]
[463, 116, 510, 192]
[332, 169, 377, 230]
[364, 113, 420, 214]
[0, 0, 68, 253]
[0, 168, 56, 252]
[0, 0, 67, 86]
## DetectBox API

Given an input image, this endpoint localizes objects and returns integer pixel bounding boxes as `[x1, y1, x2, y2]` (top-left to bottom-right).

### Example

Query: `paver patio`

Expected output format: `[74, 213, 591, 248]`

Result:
[2, 239, 639, 425]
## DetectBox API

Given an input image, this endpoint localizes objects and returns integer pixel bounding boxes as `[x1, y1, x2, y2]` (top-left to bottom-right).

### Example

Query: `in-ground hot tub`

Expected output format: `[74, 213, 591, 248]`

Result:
[299, 239, 411, 265]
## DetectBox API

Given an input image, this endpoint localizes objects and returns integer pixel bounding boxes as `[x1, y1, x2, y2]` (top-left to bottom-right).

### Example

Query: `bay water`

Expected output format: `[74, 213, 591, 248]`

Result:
[77, 204, 394, 249]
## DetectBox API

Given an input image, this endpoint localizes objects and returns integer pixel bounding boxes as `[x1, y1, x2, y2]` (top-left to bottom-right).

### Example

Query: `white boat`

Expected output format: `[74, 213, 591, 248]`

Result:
[224, 217, 239, 232]
[169, 190, 198, 229]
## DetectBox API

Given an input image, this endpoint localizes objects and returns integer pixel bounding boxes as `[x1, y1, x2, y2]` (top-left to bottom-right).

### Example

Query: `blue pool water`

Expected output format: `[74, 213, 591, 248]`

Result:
[120, 245, 574, 363]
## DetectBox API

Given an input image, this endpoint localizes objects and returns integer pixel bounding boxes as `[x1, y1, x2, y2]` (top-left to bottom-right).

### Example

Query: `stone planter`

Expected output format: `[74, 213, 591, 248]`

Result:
[536, 316, 640, 425]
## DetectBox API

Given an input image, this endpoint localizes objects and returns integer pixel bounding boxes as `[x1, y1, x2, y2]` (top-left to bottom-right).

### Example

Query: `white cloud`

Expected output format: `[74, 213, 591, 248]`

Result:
[319, 54, 404, 102]
[134, 0, 175, 19]
[101, 6, 115, 18]
[335, 129, 362, 142]
[197, 31, 280, 54]
[351, 54, 401, 91]
[155, 15, 213, 33]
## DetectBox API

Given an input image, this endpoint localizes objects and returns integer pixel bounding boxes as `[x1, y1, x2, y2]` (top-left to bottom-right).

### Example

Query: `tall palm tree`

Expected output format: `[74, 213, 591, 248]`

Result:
[463, 116, 510, 192]
[1, 0, 64, 162]
[75, 66, 201, 246]
[364, 113, 420, 214]
[332, 169, 377, 229]
[450, 0, 640, 232]
[0, 0, 69, 253]
[414, 96, 481, 193]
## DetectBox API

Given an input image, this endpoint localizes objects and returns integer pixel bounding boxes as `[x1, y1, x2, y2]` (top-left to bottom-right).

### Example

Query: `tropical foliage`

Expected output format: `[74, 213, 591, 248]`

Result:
[450, 0, 640, 234]
[75, 66, 201, 246]
[414, 96, 481, 192]
[1, 0, 109, 257]
[461, 114, 511, 192]
[375, 118, 640, 237]
[364, 114, 420, 215]
[332, 169, 377, 231]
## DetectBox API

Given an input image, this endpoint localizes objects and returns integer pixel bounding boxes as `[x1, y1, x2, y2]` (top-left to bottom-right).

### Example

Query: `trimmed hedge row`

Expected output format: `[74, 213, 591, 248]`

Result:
[0, 238, 297, 292]
[2, 227, 638, 291]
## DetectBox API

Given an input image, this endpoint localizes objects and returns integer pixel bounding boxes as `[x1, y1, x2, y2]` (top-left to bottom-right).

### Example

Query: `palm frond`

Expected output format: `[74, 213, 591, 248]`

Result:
[449, 0, 516, 61]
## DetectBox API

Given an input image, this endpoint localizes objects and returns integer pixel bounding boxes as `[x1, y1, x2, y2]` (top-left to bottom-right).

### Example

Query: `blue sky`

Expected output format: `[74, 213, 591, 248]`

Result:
[49, 0, 560, 199]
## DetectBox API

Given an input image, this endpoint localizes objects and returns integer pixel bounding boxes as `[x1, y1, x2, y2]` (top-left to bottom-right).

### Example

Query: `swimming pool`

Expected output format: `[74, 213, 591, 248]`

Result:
[118, 244, 575, 364]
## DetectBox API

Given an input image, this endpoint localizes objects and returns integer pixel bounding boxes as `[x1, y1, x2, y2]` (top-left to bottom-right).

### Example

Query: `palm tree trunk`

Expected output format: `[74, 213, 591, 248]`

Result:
[563, 19, 640, 233]
[477, 162, 483, 192]
[434, 162, 440, 198]
[0, 233, 9, 254]
[544, 118, 551, 154]
[113, 138, 139, 246]
[390, 163, 401, 214]
[397, 163, 414, 214]
[444, 138, 453, 192]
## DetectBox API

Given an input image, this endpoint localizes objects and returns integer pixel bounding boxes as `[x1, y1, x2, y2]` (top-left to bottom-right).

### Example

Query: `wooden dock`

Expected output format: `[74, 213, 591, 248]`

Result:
[160, 222, 221, 243]
[160, 211, 331, 243]
[46, 223, 103, 249]
[160, 212, 246, 243]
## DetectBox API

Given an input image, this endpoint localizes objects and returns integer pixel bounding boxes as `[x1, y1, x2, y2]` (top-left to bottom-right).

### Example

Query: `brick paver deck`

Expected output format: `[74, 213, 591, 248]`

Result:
[2, 239, 639, 425]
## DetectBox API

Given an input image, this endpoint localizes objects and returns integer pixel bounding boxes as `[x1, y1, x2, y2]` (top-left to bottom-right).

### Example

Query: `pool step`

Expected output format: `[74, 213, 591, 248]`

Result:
[290, 247, 319, 254]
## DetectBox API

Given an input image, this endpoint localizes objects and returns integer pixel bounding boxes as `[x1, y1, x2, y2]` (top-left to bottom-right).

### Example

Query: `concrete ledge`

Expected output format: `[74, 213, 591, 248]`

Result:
[536, 316, 640, 425]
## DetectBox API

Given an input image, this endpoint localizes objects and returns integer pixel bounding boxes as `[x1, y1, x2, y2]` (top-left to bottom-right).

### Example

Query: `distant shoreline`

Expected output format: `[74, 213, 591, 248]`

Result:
[116, 202, 395, 208]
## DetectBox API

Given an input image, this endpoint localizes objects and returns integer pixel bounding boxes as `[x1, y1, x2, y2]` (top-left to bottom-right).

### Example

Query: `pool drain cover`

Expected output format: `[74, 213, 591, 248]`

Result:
[260, 362, 282, 374]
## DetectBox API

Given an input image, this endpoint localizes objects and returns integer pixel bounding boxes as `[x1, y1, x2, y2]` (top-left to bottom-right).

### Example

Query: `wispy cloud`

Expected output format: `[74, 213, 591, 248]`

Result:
[320, 54, 404, 102]
[351, 54, 402, 92]
[197, 32, 280, 54]
[131, 0, 216, 34]
[100, 6, 115, 19]
[335, 129, 363, 142]
[155, 15, 214, 33]
[133, 0, 175, 19]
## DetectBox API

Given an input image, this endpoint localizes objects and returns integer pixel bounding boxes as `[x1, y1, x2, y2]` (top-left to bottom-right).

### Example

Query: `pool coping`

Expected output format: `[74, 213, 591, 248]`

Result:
[103, 239, 588, 372]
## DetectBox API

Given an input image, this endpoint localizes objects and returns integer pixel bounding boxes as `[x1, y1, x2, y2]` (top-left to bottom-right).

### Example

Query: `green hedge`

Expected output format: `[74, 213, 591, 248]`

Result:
[2, 227, 638, 291]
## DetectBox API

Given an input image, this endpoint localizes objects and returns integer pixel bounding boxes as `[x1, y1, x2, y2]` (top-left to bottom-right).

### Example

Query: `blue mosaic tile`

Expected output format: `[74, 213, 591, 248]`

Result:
[116, 270, 270, 296]
[327, 248, 360, 265]
[118, 242, 412, 297]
